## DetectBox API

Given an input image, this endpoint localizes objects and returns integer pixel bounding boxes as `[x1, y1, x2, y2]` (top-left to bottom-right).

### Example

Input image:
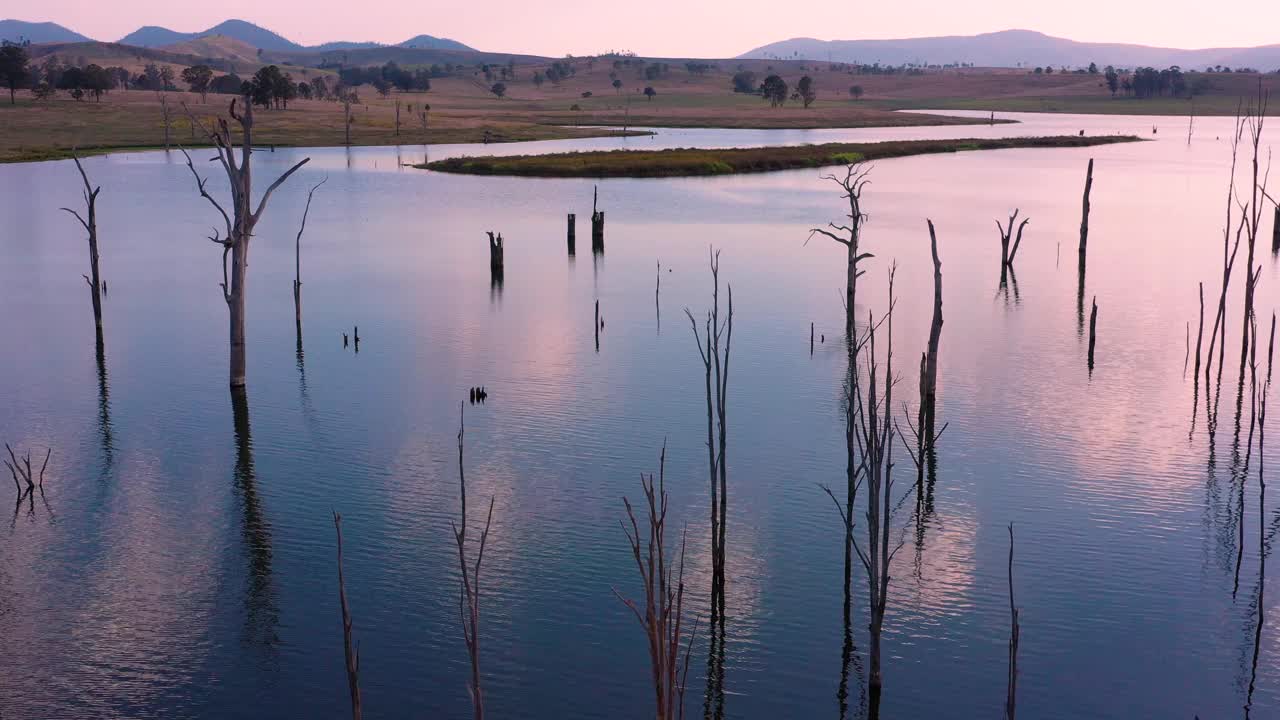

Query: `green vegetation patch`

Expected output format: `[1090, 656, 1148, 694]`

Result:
[421, 135, 1142, 178]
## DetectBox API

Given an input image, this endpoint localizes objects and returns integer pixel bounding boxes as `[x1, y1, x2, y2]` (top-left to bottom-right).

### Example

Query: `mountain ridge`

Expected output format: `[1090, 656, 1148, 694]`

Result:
[741, 29, 1280, 71]
[0, 19, 91, 44]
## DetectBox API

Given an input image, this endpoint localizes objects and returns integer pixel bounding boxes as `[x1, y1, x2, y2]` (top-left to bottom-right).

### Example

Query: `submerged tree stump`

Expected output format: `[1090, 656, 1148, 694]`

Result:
[1272, 205, 1279, 253]
[591, 185, 605, 253]
[567, 213, 576, 255]
[486, 231, 505, 274]
[1088, 297, 1098, 370]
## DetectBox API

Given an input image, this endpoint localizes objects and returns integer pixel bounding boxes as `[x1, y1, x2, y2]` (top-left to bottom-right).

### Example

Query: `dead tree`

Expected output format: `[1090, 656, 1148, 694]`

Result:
[809, 162, 873, 338]
[181, 97, 310, 389]
[5, 444, 50, 501]
[1194, 282, 1205, 381]
[567, 213, 576, 255]
[293, 178, 327, 333]
[1006, 523, 1020, 720]
[1237, 89, 1270, 376]
[591, 185, 606, 252]
[685, 249, 732, 628]
[157, 91, 172, 150]
[995, 209, 1030, 278]
[454, 404, 495, 720]
[1204, 126, 1245, 389]
[902, 222, 947, 497]
[822, 267, 909, 716]
[486, 232, 504, 274]
[1088, 297, 1098, 371]
[60, 153, 104, 340]
[343, 90, 354, 146]
[332, 511, 362, 720]
[395, 98, 401, 138]
[1272, 204, 1280, 254]
[1078, 159, 1093, 307]
[614, 443, 697, 720]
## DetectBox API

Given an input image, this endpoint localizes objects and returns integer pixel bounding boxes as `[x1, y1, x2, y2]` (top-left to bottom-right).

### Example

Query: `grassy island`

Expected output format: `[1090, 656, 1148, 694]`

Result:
[420, 135, 1143, 178]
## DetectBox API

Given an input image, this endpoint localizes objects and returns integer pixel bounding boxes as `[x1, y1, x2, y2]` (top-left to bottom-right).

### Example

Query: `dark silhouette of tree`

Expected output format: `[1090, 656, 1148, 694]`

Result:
[309, 75, 328, 100]
[533, 71, 544, 87]
[731, 70, 757, 93]
[0, 42, 30, 104]
[1087, 62, 1099, 75]
[1104, 66, 1118, 96]
[612, 78, 623, 93]
[82, 64, 110, 101]
[761, 74, 788, 107]
[490, 82, 506, 98]
[211, 73, 244, 95]
[181, 65, 213, 102]
[644, 86, 656, 101]
[797, 75, 816, 108]
[849, 84, 864, 100]
[373, 78, 392, 98]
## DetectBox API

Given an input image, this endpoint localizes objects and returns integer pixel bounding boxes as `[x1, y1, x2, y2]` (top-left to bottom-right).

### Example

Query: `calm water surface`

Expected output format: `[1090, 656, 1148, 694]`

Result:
[1, 112, 1278, 719]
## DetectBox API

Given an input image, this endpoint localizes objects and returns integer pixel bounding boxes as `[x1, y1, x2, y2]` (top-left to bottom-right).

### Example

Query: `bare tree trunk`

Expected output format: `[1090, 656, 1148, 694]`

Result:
[395, 99, 401, 138]
[1006, 524, 1019, 720]
[332, 511, 362, 720]
[614, 443, 697, 720]
[685, 249, 733, 641]
[182, 97, 310, 389]
[810, 163, 871, 339]
[1088, 297, 1098, 371]
[293, 178, 326, 332]
[454, 405, 495, 720]
[922, 220, 943, 456]
[1238, 90, 1269, 376]
[1079, 158, 1093, 278]
[1272, 205, 1280, 254]
[1194, 282, 1205, 380]
[61, 153, 104, 340]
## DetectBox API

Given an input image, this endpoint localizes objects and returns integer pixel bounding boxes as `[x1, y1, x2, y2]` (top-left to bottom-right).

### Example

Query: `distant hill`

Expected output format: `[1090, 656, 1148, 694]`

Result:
[114, 18, 473, 54]
[398, 34, 473, 51]
[119, 19, 303, 51]
[741, 29, 1280, 72]
[0, 19, 90, 44]
[162, 35, 263, 65]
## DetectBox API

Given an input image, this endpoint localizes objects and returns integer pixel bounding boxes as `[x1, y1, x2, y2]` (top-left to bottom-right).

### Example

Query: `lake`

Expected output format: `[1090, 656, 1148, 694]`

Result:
[1, 111, 1277, 719]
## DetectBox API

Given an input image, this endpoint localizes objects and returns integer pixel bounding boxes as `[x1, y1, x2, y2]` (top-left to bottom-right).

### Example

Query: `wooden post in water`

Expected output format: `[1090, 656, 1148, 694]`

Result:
[595, 299, 600, 351]
[567, 213, 576, 255]
[1088, 296, 1098, 371]
[810, 322, 815, 355]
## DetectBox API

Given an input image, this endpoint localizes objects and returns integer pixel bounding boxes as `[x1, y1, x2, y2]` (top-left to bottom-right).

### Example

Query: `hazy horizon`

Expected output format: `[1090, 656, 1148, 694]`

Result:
[6, 0, 1280, 57]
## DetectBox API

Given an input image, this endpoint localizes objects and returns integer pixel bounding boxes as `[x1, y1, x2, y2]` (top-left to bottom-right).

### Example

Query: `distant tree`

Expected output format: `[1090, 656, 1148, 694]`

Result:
[181, 65, 213, 102]
[1033, 67, 1043, 75]
[731, 70, 757, 93]
[1104, 66, 1118, 96]
[83, 64, 111, 101]
[373, 78, 392, 98]
[211, 73, 244, 95]
[533, 71, 544, 87]
[797, 75, 816, 107]
[250, 65, 285, 108]
[849, 84, 864, 100]
[159, 65, 176, 90]
[0, 41, 30, 104]
[1087, 62, 1099, 75]
[612, 78, 622, 93]
[32, 82, 55, 100]
[57, 66, 88, 100]
[643, 85, 656, 100]
[1121, 77, 1132, 95]
[1044, 66, 1054, 75]
[490, 81, 506, 98]
[142, 63, 163, 90]
[581, 90, 593, 98]
[310, 75, 328, 100]
[105, 66, 130, 89]
[412, 68, 431, 91]
[296, 81, 312, 100]
[761, 74, 788, 107]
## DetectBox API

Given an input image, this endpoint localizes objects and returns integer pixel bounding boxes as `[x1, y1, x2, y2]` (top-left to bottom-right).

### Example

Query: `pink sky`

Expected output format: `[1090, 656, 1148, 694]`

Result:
[12, 1, 1280, 57]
